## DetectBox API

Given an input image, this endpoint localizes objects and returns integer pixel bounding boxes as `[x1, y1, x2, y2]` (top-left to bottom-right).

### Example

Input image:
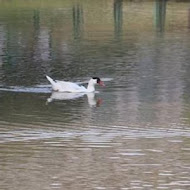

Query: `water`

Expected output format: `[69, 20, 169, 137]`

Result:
[0, 0, 190, 189]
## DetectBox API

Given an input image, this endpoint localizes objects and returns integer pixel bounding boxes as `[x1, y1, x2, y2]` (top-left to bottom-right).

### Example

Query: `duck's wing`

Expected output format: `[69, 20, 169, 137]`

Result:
[56, 80, 86, 92]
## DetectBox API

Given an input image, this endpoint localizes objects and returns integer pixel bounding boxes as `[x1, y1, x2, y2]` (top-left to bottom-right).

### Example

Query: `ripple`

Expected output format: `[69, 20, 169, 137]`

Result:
[0, 85, 51, 93]
[119, 152, 145, 156]
[0, 125, 189, 143]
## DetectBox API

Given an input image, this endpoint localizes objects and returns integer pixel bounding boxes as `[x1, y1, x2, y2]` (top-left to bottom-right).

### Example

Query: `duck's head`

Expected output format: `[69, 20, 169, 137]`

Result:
[91, 77, 105, 87]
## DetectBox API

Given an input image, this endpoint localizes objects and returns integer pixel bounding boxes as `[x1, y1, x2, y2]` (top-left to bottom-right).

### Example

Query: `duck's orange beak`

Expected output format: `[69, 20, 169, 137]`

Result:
[99, 80, 105, 87]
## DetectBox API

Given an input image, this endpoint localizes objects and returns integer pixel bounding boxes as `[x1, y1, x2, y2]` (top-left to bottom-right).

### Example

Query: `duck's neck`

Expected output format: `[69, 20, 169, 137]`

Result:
[87, 80, 95, 92]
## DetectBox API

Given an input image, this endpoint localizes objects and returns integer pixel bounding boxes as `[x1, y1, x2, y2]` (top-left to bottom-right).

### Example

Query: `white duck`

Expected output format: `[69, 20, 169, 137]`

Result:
[46, 76, 105, 92]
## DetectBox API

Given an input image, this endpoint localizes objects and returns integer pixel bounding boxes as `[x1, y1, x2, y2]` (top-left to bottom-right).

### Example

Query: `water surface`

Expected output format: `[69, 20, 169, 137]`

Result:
[0, 0, 190, 189]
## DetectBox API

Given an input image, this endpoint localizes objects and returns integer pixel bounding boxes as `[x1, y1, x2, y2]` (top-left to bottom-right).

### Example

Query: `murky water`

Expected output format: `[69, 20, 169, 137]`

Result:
[0, 0, 190, 189]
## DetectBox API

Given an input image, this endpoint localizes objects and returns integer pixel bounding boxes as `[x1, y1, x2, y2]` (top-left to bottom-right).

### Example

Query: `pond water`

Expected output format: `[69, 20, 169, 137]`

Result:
[0, 0, 190, 189]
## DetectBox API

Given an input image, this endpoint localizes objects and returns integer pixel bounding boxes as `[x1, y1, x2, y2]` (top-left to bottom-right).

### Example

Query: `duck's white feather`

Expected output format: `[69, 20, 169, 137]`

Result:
[54, 80, 87, 92]
[46, 76, 95, 92]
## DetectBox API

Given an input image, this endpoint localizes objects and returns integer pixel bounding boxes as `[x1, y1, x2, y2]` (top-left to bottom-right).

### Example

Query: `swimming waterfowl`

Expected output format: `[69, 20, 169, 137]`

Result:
[46, 76, 105, 92]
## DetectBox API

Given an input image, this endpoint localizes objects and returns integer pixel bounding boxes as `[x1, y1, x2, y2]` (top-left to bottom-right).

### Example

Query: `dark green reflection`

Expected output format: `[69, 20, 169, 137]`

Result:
[154, 0, 167, 33]
[114, 0, 123, 39]
[72, 4, 83, 40]
[33, 9, 40, 31]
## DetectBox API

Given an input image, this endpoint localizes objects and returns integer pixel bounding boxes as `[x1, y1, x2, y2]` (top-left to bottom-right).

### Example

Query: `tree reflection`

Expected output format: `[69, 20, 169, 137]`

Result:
[72, 4, 84, 40]
[188, 8, 190, 29]
[155, 0, 167, 33]
[114, 0, 123, 39]
[33, 9, 40, 32]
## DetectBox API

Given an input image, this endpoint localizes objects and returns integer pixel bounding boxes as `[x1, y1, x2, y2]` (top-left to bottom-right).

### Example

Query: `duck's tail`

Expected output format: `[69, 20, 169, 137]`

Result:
[46, 75, 56, 85]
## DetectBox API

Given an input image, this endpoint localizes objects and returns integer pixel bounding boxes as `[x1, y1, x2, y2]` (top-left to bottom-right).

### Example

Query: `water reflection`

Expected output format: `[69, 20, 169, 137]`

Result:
[0, 25, 5, 71]
[35, 28, 51, 62]
[189, 8, 190, 29]
[154, 0, 167, 33]
[0, 0, 189, 86]
[72, 4, 83, 40]
[33, 9, 40, 31]
[114, 0, 123, 39]
[47, 92, 103, 107]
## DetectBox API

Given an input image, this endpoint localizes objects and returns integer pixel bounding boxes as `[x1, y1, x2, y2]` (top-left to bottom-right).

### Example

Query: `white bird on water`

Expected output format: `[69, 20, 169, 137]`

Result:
[46, 75, 105, 93]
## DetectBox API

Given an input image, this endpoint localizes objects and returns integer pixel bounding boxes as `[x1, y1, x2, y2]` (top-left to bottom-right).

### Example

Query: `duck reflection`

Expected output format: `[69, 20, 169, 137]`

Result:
[47, 92, 103, 107]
